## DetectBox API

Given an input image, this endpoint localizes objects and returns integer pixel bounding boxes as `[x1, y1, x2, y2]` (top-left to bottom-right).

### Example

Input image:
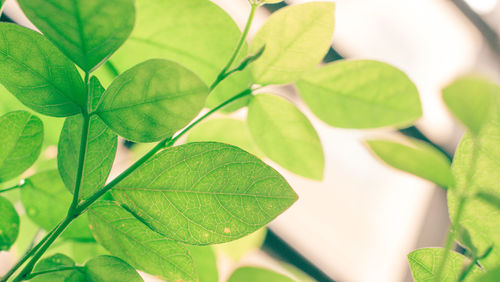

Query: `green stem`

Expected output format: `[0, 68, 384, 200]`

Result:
[0, 229, 55, 282]
[210, 4, 257, 91]
[76, 87, 253, 214]
[12, 216, 75, 281]
[0, 185, 20, 193]
[24, 266, 82, 280]
[458, 257, 478, 281]
[68, 113, 90, 212]
[434, 138, 480, 282]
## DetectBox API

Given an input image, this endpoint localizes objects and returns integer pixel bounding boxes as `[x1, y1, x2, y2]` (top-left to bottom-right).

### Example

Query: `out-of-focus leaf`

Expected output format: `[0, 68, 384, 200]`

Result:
[184, 246, 218, 282]
[366, 138, 453, 187]
[296, 60, 422, 129]
[250, 2, 335, 85]
[247, 94, 324, 180]
[442, 76, 499, 135]
[227, 267, 294, 282]
[20, 170, 93, 241]
[187, 118, 263, 158]
[215, 228, 267, 261]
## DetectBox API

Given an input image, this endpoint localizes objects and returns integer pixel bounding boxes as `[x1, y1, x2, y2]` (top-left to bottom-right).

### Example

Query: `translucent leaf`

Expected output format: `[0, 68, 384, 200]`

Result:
[111, 142, 297, 245]
[88, 201, 196, 281]
[96, 59, 208, 142]
[184, 246, 218, 282]
[227, 267, 294, 282]
[0, 111, 43, 182]
[249, 2, 335, 85]
[296, 60, 422, 128]
[108, 0, 252, 111]
[31, 253, 85, 282]
[58, 115, 117, 199]
[366, 138, 453, 187]
[84, 255, 142, 282]
[0, 23, 85, 117]
[448, 95, 500, 268]
[0, 196, 19, 250]
[247, 94, 324, 180]
[442, 76, 499, 135]
[20, 170, 93, 241]
[18, 0, 135, 72]
[186, 118, 263, 158]
[408, 248, 481, 282]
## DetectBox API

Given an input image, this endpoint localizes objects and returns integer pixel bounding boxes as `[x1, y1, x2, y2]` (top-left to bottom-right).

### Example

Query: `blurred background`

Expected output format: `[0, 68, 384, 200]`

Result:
[1, 0, 500, 281]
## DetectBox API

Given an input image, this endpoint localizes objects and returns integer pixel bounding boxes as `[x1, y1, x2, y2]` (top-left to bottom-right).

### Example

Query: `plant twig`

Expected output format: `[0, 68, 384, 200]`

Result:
[210, 3, 258, 91]
[24, 266, 82, 280]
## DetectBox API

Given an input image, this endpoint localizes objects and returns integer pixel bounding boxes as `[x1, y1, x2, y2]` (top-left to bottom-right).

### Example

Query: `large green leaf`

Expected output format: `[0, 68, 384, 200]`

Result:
[0, 111, 43, 182]
[0, 23, 85, 117]
[31, 253, 85, 282]
[408, 248, 481, 282]
[249, 2, 335, 85]
[88, 201, 196, 281]
[20, 170, 93, 241]
[366, 138, 453, 187]
[0, 196, 19, 250]
[247, 94, 324, 180]
[112, 142, 297, 245]
[84, 255, 142, 282]
[184, 246, 218, 282]
[108, 0, 252, 111]
[227, 267, 294, 282]
[18, 0, 135, 72]
[448, 95, 500, 268]
[442, 76, 499, 135]
[296, 60, 422, 128]
[58, 115, 117, 199]
[96, 59, 208, 142]
[187, 118, 263, 158]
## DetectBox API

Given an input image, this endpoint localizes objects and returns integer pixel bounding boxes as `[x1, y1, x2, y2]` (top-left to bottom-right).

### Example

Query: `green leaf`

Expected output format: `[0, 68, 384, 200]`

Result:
[296, 60, 422, 128]
[109, 0, 252, 112]
[0, 196, 19, 250]
[477, 265, 500, 282]
[366, 138, 453, 187]
[247, 94, 324, 180]
[448, 95, 500, 268]
[18, 0, 135, 72]
[21, 170, 93, 241]
[249, 2, 335, 85]
[476, 192, 500, 210]
[442, 76, 499, 135]
[31, 253, 85, 282]
[96, 59, 208, 142]
[0, 23, 85, 117]
[58, 114, 117, 199]
[215, 228, 267, 261]
[187, 118, 263, 158]
[88, 201, 196, 281]
[112, 142, 297, 245]
[89, 76, 105, 113]
[227, 267, 294, 282]
[184, 246, 218, 282]
[84, 255, 142, 282]
[0, 111, 43, 182]
[408, 248, 481, 282]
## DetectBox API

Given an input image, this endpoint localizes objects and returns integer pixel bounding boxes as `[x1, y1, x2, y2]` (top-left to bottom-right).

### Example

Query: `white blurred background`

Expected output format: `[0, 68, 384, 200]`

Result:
[2, 0, 500, 281]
